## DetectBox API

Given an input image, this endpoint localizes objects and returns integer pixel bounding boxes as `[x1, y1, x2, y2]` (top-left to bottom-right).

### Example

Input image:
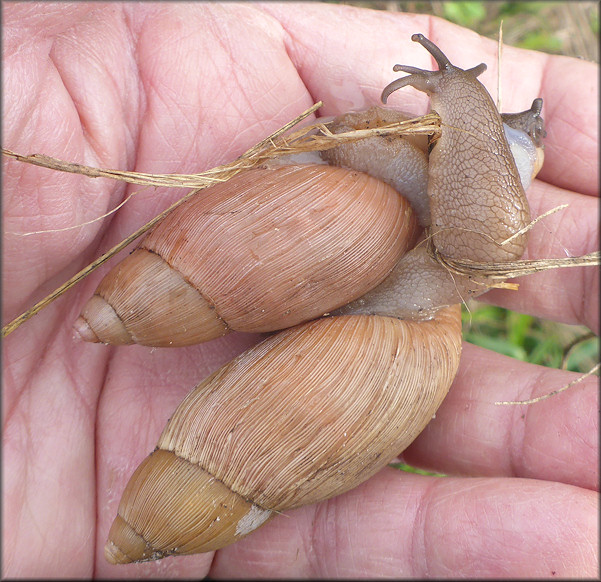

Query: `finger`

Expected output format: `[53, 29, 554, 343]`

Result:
[3, 3, 98, 42]
[2, 5, 137, 320]
[210, 469, 598, 578]
[3, 322, 102, 576]
[403, 343, 599, 491]
[259, 2, 598, 195]
[479, 180, 599, 332]
[538, 54, 599, 196]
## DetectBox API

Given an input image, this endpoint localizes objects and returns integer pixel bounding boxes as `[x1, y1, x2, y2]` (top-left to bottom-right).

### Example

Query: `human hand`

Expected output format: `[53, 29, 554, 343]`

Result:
[3, 2, 598, 578]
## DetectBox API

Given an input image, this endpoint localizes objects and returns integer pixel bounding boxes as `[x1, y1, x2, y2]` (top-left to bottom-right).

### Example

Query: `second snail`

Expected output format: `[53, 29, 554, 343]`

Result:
[86, 34, 547, 563]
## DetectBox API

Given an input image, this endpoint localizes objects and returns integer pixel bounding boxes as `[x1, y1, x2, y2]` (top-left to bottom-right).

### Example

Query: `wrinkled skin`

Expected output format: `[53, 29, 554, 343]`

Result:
[2, 2, 599, 578]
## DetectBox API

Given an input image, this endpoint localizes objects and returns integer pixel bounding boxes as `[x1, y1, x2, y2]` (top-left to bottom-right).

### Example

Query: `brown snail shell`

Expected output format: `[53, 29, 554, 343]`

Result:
[104, 305, 462, 563]
[75, 163, 417, 347]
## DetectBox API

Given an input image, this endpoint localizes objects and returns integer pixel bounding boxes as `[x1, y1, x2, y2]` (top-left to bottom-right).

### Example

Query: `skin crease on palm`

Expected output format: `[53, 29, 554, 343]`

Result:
[2, 1, 599, 578]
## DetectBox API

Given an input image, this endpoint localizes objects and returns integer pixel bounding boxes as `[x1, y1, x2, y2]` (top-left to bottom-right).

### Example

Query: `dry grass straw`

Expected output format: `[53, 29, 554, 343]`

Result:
[2, 102, 599, 340]
[2, 108, 441, 190]
[495, 363, 600, 405]
[433, 245, 600, 289]
[1, 103, 439, 337]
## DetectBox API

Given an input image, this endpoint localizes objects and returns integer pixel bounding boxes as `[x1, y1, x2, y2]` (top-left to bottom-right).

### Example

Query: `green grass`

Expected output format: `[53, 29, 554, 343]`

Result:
[389, 462, 446, 477]
[343, 2, 599, 60]
[462, 303, 599, 373]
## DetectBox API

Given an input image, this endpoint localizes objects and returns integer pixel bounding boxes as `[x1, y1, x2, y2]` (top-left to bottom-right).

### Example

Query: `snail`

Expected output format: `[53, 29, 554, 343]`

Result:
[332, 35, 546, 321]
[103, 34, 545, 563]
[73, 56, 543, 346]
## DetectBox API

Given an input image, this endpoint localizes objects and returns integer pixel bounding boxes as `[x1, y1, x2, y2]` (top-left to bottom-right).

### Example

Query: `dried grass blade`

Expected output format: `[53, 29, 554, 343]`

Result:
[2, 103, 335, 337]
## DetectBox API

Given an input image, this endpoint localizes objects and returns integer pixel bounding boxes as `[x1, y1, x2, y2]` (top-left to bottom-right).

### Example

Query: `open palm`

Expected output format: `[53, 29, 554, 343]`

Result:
[3, 3, 598, 578]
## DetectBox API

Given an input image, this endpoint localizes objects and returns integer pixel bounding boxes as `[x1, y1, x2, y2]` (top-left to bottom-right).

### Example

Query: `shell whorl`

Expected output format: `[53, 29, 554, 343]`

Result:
[76, 164, 417, 347]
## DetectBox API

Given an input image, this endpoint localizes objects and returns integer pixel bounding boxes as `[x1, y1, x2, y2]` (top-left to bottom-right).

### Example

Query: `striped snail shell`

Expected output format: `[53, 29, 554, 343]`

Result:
[105, 305, 462, 563]
[74, 111, 425, 347]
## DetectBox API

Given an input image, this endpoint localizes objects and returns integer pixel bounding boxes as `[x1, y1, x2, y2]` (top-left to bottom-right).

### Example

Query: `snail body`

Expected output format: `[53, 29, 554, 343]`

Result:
[105, 34, 545, 563]
[382, 35, 531, 263]
[339, 35, 546, 320]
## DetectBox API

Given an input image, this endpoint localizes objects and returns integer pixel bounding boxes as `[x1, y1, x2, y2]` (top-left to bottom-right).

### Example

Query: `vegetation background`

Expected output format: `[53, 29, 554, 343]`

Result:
[337, 1, 599, 375]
